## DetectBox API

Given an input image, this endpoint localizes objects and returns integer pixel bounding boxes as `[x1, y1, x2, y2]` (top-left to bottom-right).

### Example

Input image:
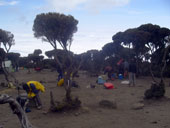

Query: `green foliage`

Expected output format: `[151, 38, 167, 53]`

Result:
[102, 42, 134, 70]
[138, 24, 170, 51]
[80, 50, 104, 73]
[45, 50, 55, 59]
[102, 42, 123, 57]
[45, 49, 74, 68]
[33, 12, 78, 50]
[28, 53, 44, 67]
[112, 28, 151, 59]
[0, 29, 15, 53]
[111, 23, 170, 76]
[6, 52, 20, 61]
[18, 57, 29, 67]
[33, 49, 42, 56]
[42, 59, 56, 69]
[6, 52, 20, 68]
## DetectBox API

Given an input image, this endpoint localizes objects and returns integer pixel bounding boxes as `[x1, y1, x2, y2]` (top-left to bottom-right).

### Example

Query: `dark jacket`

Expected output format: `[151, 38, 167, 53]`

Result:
[129, 63, 137, 73]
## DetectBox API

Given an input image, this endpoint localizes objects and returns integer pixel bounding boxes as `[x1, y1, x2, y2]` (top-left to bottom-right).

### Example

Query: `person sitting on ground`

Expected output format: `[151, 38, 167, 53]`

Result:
[22, 81, 45, 110]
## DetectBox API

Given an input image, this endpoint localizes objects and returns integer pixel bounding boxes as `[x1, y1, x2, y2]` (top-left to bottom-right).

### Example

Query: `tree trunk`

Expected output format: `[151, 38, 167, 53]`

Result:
[160, 45, 170, 81]
[0, 94, 35, 128]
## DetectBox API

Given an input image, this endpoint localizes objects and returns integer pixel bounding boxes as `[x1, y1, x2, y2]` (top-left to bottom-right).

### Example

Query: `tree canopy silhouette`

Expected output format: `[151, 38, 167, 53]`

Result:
[0, 29, 15, 53]
[33, 49, 42, 56]
[33, 12, 78, 50]
[112, 23, 170, 61]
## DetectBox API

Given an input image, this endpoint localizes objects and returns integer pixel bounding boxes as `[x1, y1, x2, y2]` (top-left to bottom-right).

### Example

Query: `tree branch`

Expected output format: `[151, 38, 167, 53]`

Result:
[0, 94, 35, 128]
[161, 45, 170, 81]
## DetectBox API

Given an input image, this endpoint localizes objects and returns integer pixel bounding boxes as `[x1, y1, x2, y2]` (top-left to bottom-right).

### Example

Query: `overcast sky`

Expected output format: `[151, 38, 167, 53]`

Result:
[0, 0, 170, 57]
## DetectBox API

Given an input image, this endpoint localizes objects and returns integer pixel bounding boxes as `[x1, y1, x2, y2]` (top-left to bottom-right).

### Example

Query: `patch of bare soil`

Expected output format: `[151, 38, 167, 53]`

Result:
[0, 69, 170, 128]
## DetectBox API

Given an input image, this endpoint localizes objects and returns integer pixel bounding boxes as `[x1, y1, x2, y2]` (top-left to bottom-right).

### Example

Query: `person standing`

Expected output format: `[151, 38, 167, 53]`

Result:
[123, 60, 129, 78]
[129, 59, 137, 86]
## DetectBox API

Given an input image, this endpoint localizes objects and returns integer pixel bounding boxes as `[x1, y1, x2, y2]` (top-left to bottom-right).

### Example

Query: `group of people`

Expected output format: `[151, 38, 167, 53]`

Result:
[104, 58, 137, 86]
[19, 59, 136, 112]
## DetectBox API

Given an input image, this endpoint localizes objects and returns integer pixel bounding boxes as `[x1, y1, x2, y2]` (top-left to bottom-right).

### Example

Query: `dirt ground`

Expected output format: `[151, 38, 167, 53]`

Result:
[0, 69, 170, 128]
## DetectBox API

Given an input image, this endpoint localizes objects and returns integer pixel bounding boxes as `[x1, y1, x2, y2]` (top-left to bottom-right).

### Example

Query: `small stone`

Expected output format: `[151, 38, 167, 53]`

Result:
[74, 112, 80, 116]
[99, 100, 117, 109]
[132, 103, 144, 110]
[97, 109, 103, 113]
[138, 99, 144, 103]
[151, 121, 157, 124]
[81, 107, 90, 113]
[42, 111, 48, 115]
[131, 93, 135, 96]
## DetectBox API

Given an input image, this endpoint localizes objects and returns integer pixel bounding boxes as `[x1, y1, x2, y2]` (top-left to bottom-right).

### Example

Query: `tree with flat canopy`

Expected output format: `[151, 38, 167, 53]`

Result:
[33, 49, 42, 56]
[0, 28, 17, 83]
[0, 29, 15, 53]
[112, 23, 170, 99]
[33, 12, 81, 111]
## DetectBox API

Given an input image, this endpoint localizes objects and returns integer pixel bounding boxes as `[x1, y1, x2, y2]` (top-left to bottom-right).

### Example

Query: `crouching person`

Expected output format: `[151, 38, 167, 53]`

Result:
[22, 81, 45, 110]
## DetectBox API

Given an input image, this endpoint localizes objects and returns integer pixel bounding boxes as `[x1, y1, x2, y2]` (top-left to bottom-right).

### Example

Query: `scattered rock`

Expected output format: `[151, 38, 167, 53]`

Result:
[132, 103, 144, 110]
[90, 84, 96, 88]
[163, 125, 168, 128]
[42, 111, 48, 115]
[131, 93, 135, 96]
[81, 107, 90, 113]
[74, 112, 80, 116]
[137, 84, 143, 87]
[96, 109, 103, 113]
[151, 121, 157, 124]
[3, 120, 8, 123]
[99, 100, 117, 109]
[138, 99, 144, 103]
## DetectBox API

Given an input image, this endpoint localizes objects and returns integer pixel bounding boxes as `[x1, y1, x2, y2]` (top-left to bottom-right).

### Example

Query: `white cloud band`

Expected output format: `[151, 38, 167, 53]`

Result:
[0, 0, 19, 6]
[45, 0, 130, 12]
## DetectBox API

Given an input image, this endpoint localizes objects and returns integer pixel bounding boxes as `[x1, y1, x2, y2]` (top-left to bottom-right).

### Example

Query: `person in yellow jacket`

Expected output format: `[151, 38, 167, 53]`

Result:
[22, 81, 45, 109]
[57, 72, 73, 86]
